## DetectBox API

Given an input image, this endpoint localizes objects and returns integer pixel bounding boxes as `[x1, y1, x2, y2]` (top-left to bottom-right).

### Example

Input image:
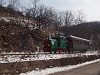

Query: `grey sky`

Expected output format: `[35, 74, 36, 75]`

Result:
[4, 0, 100, 22]
[40, 0, 100, 22]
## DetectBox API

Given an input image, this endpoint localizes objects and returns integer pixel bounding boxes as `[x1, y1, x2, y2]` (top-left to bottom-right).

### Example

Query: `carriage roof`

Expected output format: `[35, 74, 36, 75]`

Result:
[70, 35, 90, 42]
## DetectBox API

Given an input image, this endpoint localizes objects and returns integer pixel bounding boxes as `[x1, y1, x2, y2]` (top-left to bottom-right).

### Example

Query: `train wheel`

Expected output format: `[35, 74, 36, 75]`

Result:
[68, 50, 71, 53]
[49, 47, 52, 54]
[54, 51, 56, 53]
[58, 51, 60, 54]
[50, 51, 52, 54]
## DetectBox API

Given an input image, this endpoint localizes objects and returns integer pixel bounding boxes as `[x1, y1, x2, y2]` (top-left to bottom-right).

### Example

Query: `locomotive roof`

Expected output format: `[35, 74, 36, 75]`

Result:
[70, 35, 90, 42]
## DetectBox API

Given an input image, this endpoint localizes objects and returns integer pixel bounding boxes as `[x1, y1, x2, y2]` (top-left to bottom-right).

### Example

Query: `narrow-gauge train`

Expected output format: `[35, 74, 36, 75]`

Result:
[43, 35, 90, 53]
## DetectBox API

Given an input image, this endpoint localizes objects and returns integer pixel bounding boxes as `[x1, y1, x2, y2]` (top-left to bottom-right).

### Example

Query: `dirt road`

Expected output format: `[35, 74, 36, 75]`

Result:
[49, 61, 100, 75]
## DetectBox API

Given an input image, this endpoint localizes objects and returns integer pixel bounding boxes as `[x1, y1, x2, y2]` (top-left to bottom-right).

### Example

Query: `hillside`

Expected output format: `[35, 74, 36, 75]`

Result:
[0, 4, 100, 52]
[0, 5, 57, 52]
[60, 22, 100, 49]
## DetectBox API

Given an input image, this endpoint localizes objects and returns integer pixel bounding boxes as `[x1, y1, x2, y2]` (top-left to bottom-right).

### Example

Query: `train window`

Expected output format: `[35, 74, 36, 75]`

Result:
[81, 41, 83, 44]
[83, 42, 85, 45]
[74, 40, 77, 44]
[79, 41, 81, 44]
[84, 42, 88, 45]
[85, 42, 87, 45]
[86, 42, 88, 45]
[77, 40, 79, 44]
[76, 40, 78, 43]
[83, 41, 85, 45]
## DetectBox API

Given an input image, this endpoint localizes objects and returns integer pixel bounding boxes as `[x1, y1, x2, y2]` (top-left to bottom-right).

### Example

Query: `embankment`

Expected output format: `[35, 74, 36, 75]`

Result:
[0, 55, 100, 75]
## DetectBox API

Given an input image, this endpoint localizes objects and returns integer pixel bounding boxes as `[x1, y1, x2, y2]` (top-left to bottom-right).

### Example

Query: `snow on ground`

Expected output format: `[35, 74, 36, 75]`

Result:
[0, 51, 98, 63]
[0, 17, 37, 29]
[84, 51, 98, 55]
[0, 53, 81, 63]
[20, 59, 100, 75]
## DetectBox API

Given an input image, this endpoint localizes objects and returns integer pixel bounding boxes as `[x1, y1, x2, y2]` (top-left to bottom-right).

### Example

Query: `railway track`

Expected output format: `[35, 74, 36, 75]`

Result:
[0, 53, 87, 56]
[0, 51, 98, 56]
[0, 51, 98, 63]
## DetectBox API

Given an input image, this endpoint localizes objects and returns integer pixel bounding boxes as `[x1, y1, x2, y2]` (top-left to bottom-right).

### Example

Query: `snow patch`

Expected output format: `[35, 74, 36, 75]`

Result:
[0, 51, 98, 63]
[20, 59, 100, 75]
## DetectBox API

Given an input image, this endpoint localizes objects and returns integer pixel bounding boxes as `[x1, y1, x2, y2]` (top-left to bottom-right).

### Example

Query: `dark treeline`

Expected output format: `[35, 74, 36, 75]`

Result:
[60, 22, 100, 50]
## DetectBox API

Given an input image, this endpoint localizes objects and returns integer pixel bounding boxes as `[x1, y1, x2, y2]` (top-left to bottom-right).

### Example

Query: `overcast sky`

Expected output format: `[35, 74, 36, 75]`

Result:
[40, 0, 100, 22]
[4, 0, 100, 22]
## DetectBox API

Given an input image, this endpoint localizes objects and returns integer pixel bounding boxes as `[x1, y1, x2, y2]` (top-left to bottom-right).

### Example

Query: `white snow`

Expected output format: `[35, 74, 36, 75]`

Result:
[70, 35, 90, 42]
[19, 59, 100, 75]
[0, 17, 10, 22]
[0, 51, 98, 63]
[0, 16, 38, 30]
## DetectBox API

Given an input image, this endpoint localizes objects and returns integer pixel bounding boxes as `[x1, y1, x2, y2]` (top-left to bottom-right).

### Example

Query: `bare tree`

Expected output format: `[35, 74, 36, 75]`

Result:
[0, 0, 6, 17]
[8, 0, 20, 11]
[64, 11, 74, 26]
[35, 4, 47, 29]
[58, 12, 65, 26]
[42, 7, 58, 29]
[33, 4, 57, 29]
[36, 6, 62, 30]
[25, 8, 32, 25]
[20, 6, 27, 26]
[75, 11, 86, 25]
[0, 0, 6, 6]
[7, 0, 20, 19]
[30, 0, 40, 19]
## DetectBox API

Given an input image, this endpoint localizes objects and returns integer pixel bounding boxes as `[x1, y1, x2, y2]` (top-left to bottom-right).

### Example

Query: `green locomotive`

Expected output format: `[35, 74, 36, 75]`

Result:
[43, 35, 90, 53]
